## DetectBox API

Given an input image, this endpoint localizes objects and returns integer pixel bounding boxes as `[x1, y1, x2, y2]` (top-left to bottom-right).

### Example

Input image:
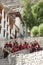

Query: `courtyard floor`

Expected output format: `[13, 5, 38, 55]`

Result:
[0, 58, 9, 65]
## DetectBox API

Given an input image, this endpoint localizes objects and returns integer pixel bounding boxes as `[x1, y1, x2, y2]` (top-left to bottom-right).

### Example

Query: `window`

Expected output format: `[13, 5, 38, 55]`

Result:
[7, 25, 8, 31]
[15, 30, 17, 38]
[10, 29, 11, 34]
[7, 16, 8, 22]
[0, 10, 2, 14]
[0, 19, 1, 24]
[0, 28, 1, 33]
[4, 12, 5, 19]
[4, 21, 6, 28]
[6, 33, 8, 39]
[3, 30, 5, 37]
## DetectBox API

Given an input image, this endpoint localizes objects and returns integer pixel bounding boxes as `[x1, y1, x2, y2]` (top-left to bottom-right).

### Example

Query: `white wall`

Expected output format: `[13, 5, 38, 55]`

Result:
[15, 17, 27, 37]
[11, 17, 27, 38]
[15, 17, 23, 35]
[1, 8, 4, 38]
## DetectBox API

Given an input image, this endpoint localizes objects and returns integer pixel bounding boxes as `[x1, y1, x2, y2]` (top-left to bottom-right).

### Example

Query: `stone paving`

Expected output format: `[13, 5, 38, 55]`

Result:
[0, 50, 43, 65]
[17, 51, 43, 65]
[10, 50, 43, 65]
[0, 58, 9, 65]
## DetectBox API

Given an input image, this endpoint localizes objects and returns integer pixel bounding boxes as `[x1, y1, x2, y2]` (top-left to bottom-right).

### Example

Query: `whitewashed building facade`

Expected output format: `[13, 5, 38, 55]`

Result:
[0, 3, 15, 39]
[10, 12, 27, 38]
[0, 3, 27, 39]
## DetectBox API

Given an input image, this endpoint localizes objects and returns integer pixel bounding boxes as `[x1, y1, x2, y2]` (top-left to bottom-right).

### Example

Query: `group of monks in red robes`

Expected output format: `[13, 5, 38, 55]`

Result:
[3, 40, 41, 58]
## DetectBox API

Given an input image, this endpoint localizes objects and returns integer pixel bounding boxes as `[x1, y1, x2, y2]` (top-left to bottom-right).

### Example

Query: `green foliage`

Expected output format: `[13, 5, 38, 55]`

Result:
[21, 0, 43, 30]
[39, 24, 43, 36]
[22, 1, 36, 30]
[31, 26, 38, 36]
[32, 0, 43, 25]
[20, 0, 32, 5]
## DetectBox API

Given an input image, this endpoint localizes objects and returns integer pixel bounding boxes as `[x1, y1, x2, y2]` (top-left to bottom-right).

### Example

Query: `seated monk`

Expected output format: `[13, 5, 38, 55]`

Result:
[11, 47, 17, 53]
[23, 42, 28, 49]
[3, 48, 9, 58]
[3, 41, 12, 58]
[8, 41, 12, 48]
[19, 43, 23, 50]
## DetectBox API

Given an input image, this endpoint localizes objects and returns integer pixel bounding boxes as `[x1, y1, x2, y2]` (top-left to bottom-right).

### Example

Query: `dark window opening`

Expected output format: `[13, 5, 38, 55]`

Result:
[0, 28, 1, 33]
[4, 12, 5, 19]
[15, 30, 17, 38]
[6, 33, 8, 39]
[0, 11, 2, 14]
[10, 29, 11, 34]
[3, 30, 5, 37]
[0, 19, 1, 24]
[4, 12, 6, 19]
[7, 16, 8, 22]
[4, 21, 5, 28]
[7, 25, 8, 31]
